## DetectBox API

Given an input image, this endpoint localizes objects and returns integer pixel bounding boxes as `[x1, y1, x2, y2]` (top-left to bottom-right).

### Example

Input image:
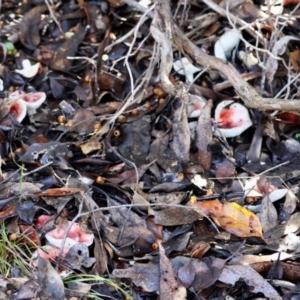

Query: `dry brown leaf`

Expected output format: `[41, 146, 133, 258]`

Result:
[170, 102, 190, 163]
[80, 140, 102, 155]
[290, 50, 300, 71]
[34, 187, 84, 197]
[259, 195, 278, 232]
[265, 36, 299, 86]
[215, 159, 235, 183]
[159, 244, 187, 300]
[219, 265, 281, 299]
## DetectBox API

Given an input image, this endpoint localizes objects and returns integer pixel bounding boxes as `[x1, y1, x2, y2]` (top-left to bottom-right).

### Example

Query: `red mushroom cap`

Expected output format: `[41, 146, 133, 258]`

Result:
[9, 98, 27, 123]
[214, 100, 253, 138]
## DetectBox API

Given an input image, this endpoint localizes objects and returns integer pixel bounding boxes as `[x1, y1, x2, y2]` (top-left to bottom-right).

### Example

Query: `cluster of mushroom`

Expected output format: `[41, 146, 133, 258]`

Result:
[32, 215, 94, 276]
[186, 95, 252, 138]
[5, 58, 46, 123]
[173, 57, 253, 138]
[9, 90, 46, 122]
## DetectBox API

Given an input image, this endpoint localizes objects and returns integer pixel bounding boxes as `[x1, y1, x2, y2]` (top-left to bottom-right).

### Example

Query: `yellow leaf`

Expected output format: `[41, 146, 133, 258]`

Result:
[190, 199, 263, 238]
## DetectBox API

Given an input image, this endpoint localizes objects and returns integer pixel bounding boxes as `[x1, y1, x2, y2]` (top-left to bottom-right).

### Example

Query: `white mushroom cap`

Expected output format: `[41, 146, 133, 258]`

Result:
[214, 100, 253, 138]
[9, 98, 27, 123]
[15, 59, 40, 78]
[214, 29, 240, 61]
[173, 57, 201, 82]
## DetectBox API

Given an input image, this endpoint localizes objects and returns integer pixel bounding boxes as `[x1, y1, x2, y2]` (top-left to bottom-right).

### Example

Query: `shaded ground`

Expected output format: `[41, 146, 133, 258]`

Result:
[1, 0, 300, 299]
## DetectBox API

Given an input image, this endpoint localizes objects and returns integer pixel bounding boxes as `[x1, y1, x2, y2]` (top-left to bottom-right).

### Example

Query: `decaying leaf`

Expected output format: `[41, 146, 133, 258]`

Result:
[264, 211, 300, 241]
[259, 195, 278, 232]
[163, 232, 193, 256]
[19, 5, 48, 50]
[19, 142, 71, 165]
[265, 36, 299, 85]
[72, 108, 96, 135]
[171, 256, 227, 292]
[219, 265, 281, 299]
[34, 187, 84, 197]
[159, 244, 187, 300]
[215, 159, 235, 183]
[15, 201, 35, 224]
[177, 261, 196, 288]
[38, 257, 65, 299]
[112, 262, 159, 292]
[50, 23, 86, 71]
[283, 190, 297, 215]
[170, 101, 190, 163]
[195, 99, 213, 170]
[118, 116, 151, 164]
[290, 50, 300, 71]
[149, 206, 200, 226]
[80, 140, 102, 155]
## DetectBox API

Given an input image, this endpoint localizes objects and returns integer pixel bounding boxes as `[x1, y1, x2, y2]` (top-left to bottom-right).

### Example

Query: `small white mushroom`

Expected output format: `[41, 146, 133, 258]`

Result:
[15, 59, 40, 78]
[9, 90, 26, 100]
[238, 50, 259, 69]
[213, 100, 253, 138]
[214, 29, 240, 61]
[9, 98, 27, 123]
[173, 57, 201, 82]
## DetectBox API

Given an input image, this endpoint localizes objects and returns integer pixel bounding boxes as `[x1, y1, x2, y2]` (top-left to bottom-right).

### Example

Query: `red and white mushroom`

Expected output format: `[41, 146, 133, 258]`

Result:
[213, 100, 253, 138]
[32, 215, 94, 275]
[35, 215, 94, 249]
[9, 98, 27, 123]
[21, 92, 46, 115]
[8, 91, 46, 121]
[44, 221, 94, 249]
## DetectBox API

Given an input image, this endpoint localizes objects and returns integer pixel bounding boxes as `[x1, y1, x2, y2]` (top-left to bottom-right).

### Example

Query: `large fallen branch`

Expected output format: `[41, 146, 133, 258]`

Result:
[150, 0, 300, 111]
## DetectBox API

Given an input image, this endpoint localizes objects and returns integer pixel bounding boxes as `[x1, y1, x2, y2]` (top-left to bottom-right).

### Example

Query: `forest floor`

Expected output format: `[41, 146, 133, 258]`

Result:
[0, 0, 300, 299]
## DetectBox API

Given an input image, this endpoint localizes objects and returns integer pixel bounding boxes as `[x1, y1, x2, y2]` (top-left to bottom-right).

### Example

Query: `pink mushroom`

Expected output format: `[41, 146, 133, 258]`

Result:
[22, 92, 46, 114]
[187, 94, 207, 118]
[214, 100, 253, 138]
[35, 215, 94, 249]
[45, 222, 94, 249]
[35, 214, 53, 228]
[32, 215, 94, 275]
[8, 91, 46, 121]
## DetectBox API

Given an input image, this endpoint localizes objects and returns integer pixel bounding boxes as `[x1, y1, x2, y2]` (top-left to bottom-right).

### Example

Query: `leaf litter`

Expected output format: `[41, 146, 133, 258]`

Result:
[1, 0, 300, 299]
